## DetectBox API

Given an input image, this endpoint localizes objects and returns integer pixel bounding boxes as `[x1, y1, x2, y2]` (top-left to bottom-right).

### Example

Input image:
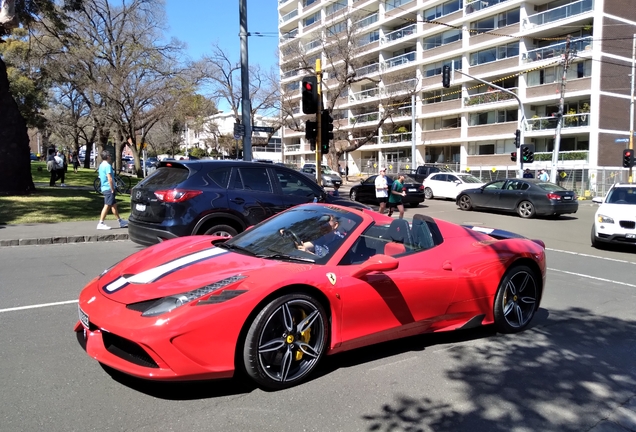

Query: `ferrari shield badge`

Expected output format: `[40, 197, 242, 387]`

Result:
[327, 272, 337, 285]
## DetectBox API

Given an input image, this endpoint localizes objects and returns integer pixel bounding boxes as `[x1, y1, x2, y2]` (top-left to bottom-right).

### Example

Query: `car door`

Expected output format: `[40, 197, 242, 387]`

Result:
[427, 173, 447, 197]
[274, 167, 322, 209]
[473, 180, 507, 208]
[226, 166, 283, 225]
[445, 174, 462, 198]
[497, 179, 528, 210]
[357, 175, 379, 203]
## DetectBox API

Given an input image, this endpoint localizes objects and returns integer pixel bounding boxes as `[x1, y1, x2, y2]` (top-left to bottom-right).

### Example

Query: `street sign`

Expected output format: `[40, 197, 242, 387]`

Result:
[252, 126, 275, 133]
[233, 123, 245, 139]
[615, 138, 630, 143]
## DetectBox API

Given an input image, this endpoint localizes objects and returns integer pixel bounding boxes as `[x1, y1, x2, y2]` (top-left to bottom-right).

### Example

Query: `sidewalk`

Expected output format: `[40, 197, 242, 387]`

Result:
[0, 220, 129, 247]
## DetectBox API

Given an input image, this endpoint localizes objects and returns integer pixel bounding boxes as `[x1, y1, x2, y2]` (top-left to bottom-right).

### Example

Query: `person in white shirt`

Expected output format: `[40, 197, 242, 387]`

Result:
[374, 167, 389, 214]
[538, 170, 549, 182]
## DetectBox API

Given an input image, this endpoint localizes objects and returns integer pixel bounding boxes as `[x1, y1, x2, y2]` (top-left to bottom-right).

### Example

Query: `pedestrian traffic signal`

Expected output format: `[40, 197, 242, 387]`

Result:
[623, 148, 635, 168]
[510, 151, 517, 162]
[521, 144, 535, 163]
[514, 129, 521, 148]
[301, 76, 318, 114]
[321, 109, 333, 153]
[442, 65, 451, 88]
[305, 120, 317, 141]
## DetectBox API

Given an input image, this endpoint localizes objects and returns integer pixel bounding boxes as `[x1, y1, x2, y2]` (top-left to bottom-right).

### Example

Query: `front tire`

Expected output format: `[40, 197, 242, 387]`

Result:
[243, 294, 329, 390]
[424, 187, 433, 200]
[458, 194, 472, 211]
[591, 223, 603, 249]
[493, 264, 540, 333]
[517, 201, 535, 218]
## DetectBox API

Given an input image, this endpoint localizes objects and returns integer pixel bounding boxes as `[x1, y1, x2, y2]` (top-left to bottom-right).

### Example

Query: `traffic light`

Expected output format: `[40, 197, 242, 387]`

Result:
[305, 120, 317, 141]
[623, 148, 635, 168]
[442, 65, 451, 88]
[521, 144, 535, 163]
[514, 129, 521, 148]
[510, 151, 517, 162]
[301, 76, 318, 114]
[321, 109, 333, 153]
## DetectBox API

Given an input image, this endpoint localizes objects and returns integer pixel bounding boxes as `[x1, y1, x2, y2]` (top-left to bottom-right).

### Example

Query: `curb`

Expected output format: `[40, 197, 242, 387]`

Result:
[0, 233, 129, 247]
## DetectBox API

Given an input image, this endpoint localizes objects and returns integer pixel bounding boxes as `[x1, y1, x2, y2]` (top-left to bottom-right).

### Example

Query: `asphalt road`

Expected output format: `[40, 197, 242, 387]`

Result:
[1, 199, 635, 432]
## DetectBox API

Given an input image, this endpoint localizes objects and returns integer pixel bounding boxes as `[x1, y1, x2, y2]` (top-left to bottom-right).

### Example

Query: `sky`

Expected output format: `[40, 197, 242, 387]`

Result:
[164, 0, 280, 72]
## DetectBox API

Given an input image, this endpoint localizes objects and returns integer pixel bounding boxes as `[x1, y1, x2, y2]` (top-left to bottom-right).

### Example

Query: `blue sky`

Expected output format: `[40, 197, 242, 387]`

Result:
[164, 0, 280, 72]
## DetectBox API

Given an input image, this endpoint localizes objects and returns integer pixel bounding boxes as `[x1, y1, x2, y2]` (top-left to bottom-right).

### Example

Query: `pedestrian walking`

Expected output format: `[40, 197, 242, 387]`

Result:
[523, 169, 533, 178]
[54, 151, 66, 187]
[331, 183, 341, 197]
[387, 174, 407, 219]
[72, 151, 80, 173]
[538, 169, 549, 182]
[374, 167, 389, 214]
[97, 150, 128, 230]
[46, 149, 57, 186]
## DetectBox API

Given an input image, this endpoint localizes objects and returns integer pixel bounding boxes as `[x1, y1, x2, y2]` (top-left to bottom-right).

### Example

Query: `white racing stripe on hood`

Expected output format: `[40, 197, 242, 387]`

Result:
[104, 247, 227, 293]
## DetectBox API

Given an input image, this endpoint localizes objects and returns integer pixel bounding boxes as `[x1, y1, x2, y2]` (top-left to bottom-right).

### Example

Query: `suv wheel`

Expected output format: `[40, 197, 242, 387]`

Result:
[202, 224, 238, 238]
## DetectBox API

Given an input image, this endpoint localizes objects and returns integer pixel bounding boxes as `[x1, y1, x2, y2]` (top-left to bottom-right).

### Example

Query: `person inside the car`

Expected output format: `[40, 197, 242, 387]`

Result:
[297, 214, 345, 258]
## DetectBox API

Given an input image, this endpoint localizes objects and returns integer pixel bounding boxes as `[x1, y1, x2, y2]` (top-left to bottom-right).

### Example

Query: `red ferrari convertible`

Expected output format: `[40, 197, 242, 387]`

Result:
[75, 204, 546, 390]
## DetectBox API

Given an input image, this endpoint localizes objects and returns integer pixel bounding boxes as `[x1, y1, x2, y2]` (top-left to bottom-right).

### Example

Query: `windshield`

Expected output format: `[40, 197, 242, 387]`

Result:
[606, 187, 636, 204]
[459, 175, 483, 183]
[321, 166, 338, 175]
[225, 205, 363, 264]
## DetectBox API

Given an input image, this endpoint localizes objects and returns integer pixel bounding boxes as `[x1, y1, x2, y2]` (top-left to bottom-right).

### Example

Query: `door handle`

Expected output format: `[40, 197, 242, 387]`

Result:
[230, 198, 245, 204]
[442, 261, 452, 271]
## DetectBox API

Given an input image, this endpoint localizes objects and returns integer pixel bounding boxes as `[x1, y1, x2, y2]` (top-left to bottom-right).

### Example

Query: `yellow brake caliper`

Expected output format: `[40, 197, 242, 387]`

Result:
[295, 310, 311, 361]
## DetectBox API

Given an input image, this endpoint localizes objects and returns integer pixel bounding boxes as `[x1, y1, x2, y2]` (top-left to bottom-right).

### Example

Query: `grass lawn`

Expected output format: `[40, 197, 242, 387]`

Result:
[0, 162, 141, 225]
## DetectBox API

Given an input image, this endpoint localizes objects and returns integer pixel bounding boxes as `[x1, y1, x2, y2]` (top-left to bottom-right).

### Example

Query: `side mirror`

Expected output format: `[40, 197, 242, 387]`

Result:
[592, 196, 603, 204]
[359, 179, 364, 184]
[351, 254, 399, 278]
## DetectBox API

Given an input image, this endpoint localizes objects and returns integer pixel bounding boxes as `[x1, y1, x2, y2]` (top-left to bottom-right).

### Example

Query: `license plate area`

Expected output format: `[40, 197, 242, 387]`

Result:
[78, 305, 89, 329]
[627, 233, 636, 239]
[563, 196, 572, 200]
[408, 188, 416, 192]
[135, 203, 147, 211]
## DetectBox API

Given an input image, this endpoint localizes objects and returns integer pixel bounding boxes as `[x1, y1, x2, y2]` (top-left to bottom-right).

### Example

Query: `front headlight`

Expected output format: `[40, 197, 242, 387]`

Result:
[141, 275, 246, 317]
[597, 214, 614, 224]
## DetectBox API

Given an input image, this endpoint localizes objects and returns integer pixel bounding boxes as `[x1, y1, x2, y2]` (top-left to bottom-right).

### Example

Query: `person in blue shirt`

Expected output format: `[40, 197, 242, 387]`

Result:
[96, 150, 128, 230]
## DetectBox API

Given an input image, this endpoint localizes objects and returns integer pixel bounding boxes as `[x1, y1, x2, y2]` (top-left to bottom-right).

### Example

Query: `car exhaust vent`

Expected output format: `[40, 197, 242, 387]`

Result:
[127, 298, 162, 313]
[102, 331, 159, 368]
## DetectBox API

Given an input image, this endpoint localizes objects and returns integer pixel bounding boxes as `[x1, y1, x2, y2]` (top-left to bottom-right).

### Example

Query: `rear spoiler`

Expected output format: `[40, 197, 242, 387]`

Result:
[462, 225, 545, 249]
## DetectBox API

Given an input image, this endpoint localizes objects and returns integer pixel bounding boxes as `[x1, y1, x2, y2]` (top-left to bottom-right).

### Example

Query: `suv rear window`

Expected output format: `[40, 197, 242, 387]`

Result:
[140, 166, 189, 187]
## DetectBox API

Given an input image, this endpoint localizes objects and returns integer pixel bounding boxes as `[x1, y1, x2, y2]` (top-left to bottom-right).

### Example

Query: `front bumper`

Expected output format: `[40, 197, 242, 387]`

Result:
[594, 221, 636, 245]
[128, 219, 183, 246]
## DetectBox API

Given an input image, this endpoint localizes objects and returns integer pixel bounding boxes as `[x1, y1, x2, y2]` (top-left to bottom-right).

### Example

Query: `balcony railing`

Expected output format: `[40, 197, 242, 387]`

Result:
[350, 112, 380, 124]
[393, 106, 413, 117]
[465, 0, 510, 15]
[527, 113, 590, 131]
[465, 88, 517, 106]
[381, 132, 412, 144]
[304, 39, 321, 51]
[285, 144, 302, 152]
[383, 51, 416, 70]
[349, 87, 379, 103]
[282, 69, 299, 79]
[356, 63, 380, 76]
[382, 24, 417, 44]
[523, 37, 593, 63]
[525, 0, 593, 28]
[279, 0, 292, 5]
[356, 13, 378, 29]
[280, 9, 298, 24]
[383, 78, 418, 94]
[279, 29, 298, 44]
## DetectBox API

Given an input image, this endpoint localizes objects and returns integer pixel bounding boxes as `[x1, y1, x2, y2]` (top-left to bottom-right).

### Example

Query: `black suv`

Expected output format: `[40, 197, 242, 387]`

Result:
[128, 160, 366, 246]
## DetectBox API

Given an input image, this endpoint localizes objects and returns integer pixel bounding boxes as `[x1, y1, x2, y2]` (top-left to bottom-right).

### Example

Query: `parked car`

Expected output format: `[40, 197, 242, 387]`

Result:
[456, 178, 578, 218]
[30, 153, 38, 161]
[404, 164, 455, 183]
[349, 174, 425, 207]
[75, 202, 546, 389]
[300, 165, 342, 187]
[423, 172, 485, 200]
[591, 182, 636, 248]
[128, 160, 368, 246]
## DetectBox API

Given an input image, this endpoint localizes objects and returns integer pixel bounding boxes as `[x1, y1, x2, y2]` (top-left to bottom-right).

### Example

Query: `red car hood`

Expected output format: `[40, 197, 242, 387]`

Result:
[97, 237, 299, 304]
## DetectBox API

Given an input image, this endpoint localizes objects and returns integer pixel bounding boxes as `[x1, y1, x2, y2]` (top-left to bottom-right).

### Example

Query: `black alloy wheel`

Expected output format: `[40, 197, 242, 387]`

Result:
[458, 195, 473, 211]
[493, 264, 540, 333]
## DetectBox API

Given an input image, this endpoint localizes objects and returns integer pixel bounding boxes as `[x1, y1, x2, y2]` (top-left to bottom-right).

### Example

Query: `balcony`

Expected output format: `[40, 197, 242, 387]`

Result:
[393, 105, 413, 117]
[524, 37, 592, 63]
[349, 87, 379, 103]
[355, 63, 380, 77]
[280, 29, 298, 44]
[350, 112, 379, 124]
[527, 113, 590, 131]
[382, 24, 417, 45]
[356, 12, 378, 29]
[280, 9, 298, 24]
[465, 0, 510, 15]
[382, 51, 416, 70]
[465, 88, 517, 106]
[282, 69, 300, 79]
[524, 0, 593, 29]
[381, 132, 412, 144]
[304, 39, 321, 52]
[384, 78, 418, 95]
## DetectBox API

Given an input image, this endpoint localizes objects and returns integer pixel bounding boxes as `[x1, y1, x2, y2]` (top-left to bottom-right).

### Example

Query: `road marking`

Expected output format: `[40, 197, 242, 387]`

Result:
[548, 268, 636, 288]
[0, 299, 78, 314]
[547, 248, 636, 265]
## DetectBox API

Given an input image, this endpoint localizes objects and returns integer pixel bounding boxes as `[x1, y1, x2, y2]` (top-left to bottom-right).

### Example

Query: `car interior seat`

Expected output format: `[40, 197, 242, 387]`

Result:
[384, 219, 412, 256]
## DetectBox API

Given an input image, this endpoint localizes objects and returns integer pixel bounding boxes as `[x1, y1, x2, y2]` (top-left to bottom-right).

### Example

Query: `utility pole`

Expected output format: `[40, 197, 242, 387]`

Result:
[550, 35, 572, 183]
[315, 58, 322, 186]
[629, 34, 635, 183]
[239, 0, 252, 161]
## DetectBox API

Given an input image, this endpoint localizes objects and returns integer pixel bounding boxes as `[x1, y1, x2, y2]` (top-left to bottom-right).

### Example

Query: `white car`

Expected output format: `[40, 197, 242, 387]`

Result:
[423, 172, 484, 200]
[591, 183, 636, 248]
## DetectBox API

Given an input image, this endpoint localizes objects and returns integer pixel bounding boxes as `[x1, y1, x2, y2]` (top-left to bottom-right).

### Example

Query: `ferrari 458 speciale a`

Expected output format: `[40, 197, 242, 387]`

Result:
[75, 204, 546, 390]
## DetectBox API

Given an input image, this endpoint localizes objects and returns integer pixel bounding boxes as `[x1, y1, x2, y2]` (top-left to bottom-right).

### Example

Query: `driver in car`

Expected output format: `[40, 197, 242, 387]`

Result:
[281, 214, 343, 258]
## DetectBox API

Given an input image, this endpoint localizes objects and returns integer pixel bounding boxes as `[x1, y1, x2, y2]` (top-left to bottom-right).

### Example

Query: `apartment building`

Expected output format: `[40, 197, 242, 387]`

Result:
[278, 0, 636, 182]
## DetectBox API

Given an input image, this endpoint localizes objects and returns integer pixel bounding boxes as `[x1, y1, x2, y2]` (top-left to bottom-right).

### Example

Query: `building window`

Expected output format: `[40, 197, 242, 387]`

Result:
[423, 116, 461, 130]
[424, 0, 462, 21]
[478, 144, 495, 155]
[359, 30, 380, 46]
[470, 9, 519, 33]
[326, 0, 347, 16]
[425, 57, 462, 77]
[469, 41, 519, 66]
[423, 29, 462, 50]
[327, 21, 347, 36]
[385, 0, 408, 12]
[423, 87, 461, 104]
[304, 11, 321, 27]
[527, 60, 591, 86]
[469, 109, 517, 125]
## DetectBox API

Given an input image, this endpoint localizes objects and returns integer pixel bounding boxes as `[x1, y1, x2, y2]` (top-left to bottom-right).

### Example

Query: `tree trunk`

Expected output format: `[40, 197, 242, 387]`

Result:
[0, 57, 35, 195]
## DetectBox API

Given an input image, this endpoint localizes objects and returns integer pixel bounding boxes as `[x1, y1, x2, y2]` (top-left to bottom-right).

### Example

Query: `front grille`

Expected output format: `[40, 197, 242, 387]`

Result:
[102, 331, 159, 368]
[619, 221, 636, 230]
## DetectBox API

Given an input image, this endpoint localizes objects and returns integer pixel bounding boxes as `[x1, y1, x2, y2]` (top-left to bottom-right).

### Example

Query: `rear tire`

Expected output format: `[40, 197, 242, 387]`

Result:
[517, 201, 535, 218]
[424, 187, 433, 200]
[201, 224, 238, 238]
[493, 264, 540, 333]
